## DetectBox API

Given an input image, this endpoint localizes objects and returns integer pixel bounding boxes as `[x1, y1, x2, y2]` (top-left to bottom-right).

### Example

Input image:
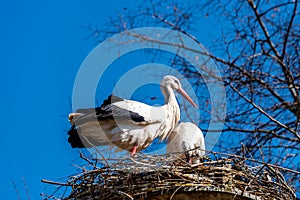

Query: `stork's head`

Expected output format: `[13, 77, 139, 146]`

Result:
[161, 75, 182, 90]
[161, 75, 198, 108]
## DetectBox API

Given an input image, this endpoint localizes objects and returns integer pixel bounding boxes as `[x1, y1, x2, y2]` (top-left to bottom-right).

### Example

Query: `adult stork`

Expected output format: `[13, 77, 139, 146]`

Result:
[68, 75, 197, 156]
[167, 122, 205, 164]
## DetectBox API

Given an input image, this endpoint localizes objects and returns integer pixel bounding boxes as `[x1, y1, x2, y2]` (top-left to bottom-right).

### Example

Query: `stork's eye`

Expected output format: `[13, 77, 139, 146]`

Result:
[173, 79, 181, 87]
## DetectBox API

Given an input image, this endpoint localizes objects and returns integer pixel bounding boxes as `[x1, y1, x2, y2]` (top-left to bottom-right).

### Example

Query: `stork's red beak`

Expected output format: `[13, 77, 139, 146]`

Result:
[177, 88, 198, 108]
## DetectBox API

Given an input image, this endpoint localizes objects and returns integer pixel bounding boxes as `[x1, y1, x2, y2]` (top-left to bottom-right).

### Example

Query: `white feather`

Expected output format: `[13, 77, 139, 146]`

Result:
[68, 75, 197, 155]
[167, 122, 205, 164]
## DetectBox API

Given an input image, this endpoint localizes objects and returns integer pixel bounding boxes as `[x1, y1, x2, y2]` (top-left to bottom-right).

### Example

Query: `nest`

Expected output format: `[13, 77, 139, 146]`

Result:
[42, 151, 297, 200]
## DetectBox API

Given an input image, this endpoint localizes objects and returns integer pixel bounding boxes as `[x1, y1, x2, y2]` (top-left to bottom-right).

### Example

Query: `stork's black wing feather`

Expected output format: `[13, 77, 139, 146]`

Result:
[100, 95, 124, 107]
[97, 102, 145, 121]
[75, 95, 124, 114]
[67, 125, 85, 148]
[73, 95, 145, 125]
[67, 125, 99, 148]
[68, 95, 148, 148]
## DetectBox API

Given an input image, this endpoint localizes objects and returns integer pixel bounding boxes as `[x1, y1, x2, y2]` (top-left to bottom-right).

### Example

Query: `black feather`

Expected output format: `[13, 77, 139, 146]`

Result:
[74, 95, 145, 125]
[67, 95, 145, 148]
[67, 125, 85, 148]
[75, 95, 123, 113]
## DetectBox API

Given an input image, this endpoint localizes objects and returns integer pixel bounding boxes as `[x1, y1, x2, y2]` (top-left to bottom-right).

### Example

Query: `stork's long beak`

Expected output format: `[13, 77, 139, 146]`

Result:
[177, 88, 198, 108]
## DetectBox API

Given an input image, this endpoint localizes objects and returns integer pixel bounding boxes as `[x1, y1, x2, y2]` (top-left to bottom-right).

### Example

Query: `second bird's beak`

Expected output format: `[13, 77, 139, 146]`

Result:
[177, 88, 198, 108]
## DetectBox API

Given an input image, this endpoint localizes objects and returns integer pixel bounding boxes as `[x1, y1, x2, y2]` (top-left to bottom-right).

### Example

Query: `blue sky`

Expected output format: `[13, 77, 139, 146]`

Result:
[0, 1, 132, 199]
[0, 1, 219, 199]
[2, 0, 298, 199]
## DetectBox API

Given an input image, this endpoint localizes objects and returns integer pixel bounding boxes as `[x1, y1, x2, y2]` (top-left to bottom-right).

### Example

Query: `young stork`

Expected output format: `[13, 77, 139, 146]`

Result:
[167, 122, 205, 164]
[68, 75, 197, 156]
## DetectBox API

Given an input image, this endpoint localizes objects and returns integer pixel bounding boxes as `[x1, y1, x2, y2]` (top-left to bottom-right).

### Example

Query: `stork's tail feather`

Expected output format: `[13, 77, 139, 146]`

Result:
[67, 125, 113, 148]
[67, 125, 86, 148]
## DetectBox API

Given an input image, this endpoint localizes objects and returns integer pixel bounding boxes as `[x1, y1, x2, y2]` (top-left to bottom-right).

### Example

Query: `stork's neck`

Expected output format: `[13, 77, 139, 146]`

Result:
[164, 87, 178, 106]
[167, 87, 180, 121]
[160, 86, 180, 140]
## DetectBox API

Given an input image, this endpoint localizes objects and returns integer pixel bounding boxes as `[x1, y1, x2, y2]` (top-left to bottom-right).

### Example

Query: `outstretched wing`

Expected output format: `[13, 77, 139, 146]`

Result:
[75, 95, 124, 114]
[73, 95, 150, 126]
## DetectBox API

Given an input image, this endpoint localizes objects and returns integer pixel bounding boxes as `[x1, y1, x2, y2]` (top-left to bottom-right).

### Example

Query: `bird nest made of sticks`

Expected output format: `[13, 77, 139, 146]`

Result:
[42, 151, 297, 200]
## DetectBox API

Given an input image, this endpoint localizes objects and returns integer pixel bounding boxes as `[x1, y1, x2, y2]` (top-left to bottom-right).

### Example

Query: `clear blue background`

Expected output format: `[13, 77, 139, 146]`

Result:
[0, 1, 217, 199]
[0, 1, 128, 199]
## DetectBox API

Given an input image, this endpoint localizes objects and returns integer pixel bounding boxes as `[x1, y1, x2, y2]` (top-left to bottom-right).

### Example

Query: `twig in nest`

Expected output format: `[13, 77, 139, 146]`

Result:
[82, 136, 110, 168]
[79, 151, 99, 169]
[41, 179, 70, 186]
[117, 190, 134, 199]
[129, 157, 159, 167]
[170, 186, 183, 200]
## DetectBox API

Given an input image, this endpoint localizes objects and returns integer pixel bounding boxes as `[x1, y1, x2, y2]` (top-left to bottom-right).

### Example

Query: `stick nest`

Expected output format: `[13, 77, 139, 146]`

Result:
[42, 151, 297, 200]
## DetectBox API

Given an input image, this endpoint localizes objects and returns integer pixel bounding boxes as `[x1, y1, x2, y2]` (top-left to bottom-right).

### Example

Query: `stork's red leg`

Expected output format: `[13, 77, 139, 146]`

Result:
[131, 145, 138, 156]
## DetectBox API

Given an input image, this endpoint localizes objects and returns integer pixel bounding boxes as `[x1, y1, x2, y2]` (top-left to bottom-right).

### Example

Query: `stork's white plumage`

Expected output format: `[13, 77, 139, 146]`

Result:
[167, 122, 205, 164]
[68, 75, 197, 155]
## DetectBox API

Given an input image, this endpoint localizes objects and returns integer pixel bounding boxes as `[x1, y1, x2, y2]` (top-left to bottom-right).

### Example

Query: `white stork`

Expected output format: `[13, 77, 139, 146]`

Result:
[167, 122, 205, 164]
[68, 75, 197, 156]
